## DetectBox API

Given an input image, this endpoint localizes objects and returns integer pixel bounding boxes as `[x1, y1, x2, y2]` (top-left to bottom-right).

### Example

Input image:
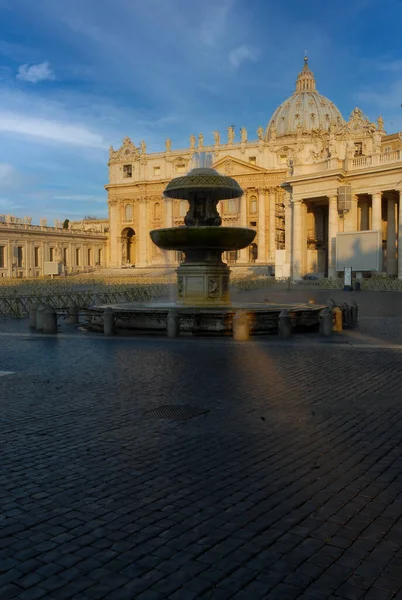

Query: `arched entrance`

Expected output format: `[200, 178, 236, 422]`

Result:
[121, 228, 136, 265]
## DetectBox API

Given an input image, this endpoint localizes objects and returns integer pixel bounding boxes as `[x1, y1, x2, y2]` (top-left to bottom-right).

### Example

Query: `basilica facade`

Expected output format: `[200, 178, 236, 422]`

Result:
[105, 58, 401, 278]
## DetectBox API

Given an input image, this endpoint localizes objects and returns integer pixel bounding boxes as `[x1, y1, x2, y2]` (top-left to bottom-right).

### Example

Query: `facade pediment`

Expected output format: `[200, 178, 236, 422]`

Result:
[213, 156, 267, 176]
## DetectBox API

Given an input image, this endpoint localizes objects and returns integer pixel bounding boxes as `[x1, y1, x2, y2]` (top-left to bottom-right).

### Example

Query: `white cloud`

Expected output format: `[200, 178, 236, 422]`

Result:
[17, 61, 55, 84]
[0, 163, 14, 184]
[0, 112, 106, 148]
[228, 45, 259, 68]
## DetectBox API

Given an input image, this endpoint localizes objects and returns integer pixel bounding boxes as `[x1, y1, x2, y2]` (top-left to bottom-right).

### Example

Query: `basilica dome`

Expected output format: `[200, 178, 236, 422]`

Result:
[267, 58, 344, 138]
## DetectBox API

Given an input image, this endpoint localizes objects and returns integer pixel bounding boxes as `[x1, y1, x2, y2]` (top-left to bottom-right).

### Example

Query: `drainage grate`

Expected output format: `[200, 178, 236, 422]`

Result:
[143, 404, 209, 421]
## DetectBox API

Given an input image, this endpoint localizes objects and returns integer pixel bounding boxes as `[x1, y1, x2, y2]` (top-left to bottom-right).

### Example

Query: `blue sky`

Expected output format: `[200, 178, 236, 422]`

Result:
[0, 0, 402, 223]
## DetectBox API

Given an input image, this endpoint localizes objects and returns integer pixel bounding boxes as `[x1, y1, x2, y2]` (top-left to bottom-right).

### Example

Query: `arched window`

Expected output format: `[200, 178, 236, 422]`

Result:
[125, 204, 133, 221]
[179, 200, 187, 217]
[154, 202, 161, 220]
[250, 196, 257, 214]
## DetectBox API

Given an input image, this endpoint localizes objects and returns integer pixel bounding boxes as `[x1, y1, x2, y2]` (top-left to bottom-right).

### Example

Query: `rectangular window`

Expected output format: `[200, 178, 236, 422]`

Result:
[49, 247, 54, 261]
[354, 142, 363, 156]
[179, 200, 187, 217]
[250, 198, 257, 214]
[249, 156, 256, 165]
[384, 146, 392, 153]
[227, 198, 238, 214]
[63, 248, 68, 266]
[17, 246, 23, 268]
[153, 166, 160, 175]
[87, 248, 92, 265]
[34, 247, 40, 268]
[123, 164, 132, 178]
[176, 163, 186, 173]
[76, 248, 80, 266]
[98, 248, 102, 265]
[0, 246, 4, 268]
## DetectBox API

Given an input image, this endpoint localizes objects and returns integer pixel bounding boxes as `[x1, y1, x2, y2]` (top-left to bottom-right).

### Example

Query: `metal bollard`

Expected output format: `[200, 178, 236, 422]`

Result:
[343, 303, 353, 328]
[319, 308, 333, 337]
[35, 304, 46, 331]
[67, 302, 79, 324]
[233, 310, 250, 341]
[351, 301, 359, 327]
[29, 306, 37, 329]
[332, 307, 343, 332]
[167, 309, 180, 338]
[103, 307, 114, 336]
[42, 306, 58, 334]
[278, 310, 292, 339]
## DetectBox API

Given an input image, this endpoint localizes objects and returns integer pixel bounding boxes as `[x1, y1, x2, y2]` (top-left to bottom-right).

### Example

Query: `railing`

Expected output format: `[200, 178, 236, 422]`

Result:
[379, 150, 400, 164]
[351, 151, 401, 170]
[352, 156, 371, 168]
[0, 223, 107, 236]
[0, 284, 171, 317]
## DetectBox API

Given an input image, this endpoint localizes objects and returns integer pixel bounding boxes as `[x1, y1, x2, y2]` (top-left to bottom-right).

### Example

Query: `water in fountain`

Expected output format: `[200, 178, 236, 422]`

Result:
[190, 151, 215, 170]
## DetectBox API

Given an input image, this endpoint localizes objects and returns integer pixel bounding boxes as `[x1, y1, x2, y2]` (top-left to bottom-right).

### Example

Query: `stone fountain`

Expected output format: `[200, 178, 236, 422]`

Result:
[87, 153, 327, 336]
[150, 152, 255, 305]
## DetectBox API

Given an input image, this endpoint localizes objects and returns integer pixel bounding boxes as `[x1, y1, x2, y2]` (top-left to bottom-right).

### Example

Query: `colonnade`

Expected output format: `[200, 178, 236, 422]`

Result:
[288, 190, 402, 279]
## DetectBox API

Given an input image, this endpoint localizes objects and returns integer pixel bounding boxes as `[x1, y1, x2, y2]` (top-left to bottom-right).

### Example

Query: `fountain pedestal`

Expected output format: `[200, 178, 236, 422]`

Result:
[177, 262, 230, 305]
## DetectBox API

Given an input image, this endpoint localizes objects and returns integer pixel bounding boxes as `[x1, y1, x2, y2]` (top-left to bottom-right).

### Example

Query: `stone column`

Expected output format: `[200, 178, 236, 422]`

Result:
[328, 196, 338, 279]
[284, 192, 292, 266]
[165, 198, 173, 228]
[372, 192, 382, 232]
[269, 188, 276, 263]
[291, 200, 303, 280]
[387, 197, 397, 276]
[398, 191, 402, 279]
[256, 189, 266, 263]
[137, 198, 148, 267]
[108, 199, 119, 267]
[345, 194, 358, 232]
[239, 193, 248, 263]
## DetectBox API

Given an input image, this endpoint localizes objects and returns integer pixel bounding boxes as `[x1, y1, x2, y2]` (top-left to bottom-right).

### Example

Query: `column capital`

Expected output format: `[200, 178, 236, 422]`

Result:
[370, 191, 383, 199]
[328, 195, 338, 203]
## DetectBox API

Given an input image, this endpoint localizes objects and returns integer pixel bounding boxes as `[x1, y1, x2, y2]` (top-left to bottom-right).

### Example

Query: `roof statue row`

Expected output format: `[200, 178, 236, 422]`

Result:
[108, 58, 389, 164]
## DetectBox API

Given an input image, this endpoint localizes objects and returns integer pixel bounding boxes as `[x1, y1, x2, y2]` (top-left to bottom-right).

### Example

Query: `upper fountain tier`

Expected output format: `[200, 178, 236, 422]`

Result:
[163, 152, 243, 227]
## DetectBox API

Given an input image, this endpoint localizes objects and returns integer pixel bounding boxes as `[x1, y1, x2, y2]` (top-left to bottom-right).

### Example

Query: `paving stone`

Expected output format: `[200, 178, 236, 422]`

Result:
[2, 305, 402, 599]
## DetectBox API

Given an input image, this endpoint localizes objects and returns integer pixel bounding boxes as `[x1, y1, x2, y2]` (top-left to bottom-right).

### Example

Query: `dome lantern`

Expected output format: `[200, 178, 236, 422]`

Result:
[295, 57, 316, 92]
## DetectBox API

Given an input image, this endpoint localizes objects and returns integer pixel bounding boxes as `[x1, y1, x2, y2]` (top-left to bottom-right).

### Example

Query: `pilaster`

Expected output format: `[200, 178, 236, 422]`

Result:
[239, 193, 248, 263]
[256, 188, 266, 263]
[137, 198, 148, 267]
[268, 188, 276, 263]
[328, 196, 338, 279]
[291, 200, 303, 280]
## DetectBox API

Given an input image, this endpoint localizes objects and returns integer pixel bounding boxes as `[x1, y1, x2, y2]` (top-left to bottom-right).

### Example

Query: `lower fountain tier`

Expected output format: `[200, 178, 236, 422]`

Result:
[86, 301, 328, 336]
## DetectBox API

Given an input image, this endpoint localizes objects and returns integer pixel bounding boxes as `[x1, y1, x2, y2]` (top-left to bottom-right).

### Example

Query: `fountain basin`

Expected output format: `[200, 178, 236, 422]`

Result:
[150, 226, 256, 252]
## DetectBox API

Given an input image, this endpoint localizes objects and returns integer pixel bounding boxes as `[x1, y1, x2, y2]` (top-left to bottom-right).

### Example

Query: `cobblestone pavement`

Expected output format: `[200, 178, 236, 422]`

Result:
[1, 293, 402, 600]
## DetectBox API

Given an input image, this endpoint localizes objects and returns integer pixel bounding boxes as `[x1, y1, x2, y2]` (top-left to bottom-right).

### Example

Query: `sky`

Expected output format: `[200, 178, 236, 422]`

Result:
[0, 0, 402, 223]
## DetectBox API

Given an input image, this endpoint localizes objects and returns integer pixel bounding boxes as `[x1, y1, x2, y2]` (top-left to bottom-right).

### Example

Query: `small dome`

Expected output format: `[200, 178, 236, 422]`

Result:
[267, 57, 344, 137]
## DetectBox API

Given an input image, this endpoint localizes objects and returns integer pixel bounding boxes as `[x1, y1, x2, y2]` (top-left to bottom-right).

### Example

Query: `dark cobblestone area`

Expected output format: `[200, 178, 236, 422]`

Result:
[1, 291, 402, 599]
